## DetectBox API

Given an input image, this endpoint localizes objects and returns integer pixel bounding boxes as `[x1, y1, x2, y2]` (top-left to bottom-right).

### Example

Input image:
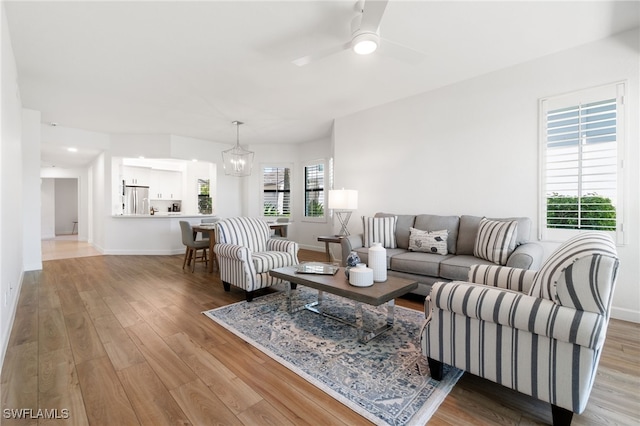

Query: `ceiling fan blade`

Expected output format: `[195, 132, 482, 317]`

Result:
[292, 42, 351, 67]
[379, 38, 427, 65]
[360, 0, 389, 32]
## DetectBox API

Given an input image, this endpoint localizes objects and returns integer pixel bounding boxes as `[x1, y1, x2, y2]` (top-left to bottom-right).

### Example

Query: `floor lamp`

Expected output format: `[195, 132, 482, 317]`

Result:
[328, 189, 358, 236]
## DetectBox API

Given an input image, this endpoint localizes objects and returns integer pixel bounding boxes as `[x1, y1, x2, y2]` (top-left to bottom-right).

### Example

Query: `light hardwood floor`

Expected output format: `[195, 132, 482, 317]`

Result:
[1, 248, 638, 425]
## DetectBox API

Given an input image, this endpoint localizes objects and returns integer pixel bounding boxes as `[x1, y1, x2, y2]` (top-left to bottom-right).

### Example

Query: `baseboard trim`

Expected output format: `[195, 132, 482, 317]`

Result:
[610, 306, 640, 323]
[0, 271, 25, 377]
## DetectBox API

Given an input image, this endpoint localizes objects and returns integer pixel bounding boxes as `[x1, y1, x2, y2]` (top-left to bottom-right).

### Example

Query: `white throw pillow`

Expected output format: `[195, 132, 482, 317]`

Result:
[362, 216, 397, 248]
[473, 218, 518, 265]
[408, 228, 448, 255]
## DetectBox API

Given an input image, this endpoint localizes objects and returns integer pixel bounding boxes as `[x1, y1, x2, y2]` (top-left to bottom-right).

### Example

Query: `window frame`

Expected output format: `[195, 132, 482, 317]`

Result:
[302, 159, 327, 223]
[538, 82, 626, 244]
[260, 163, 292, 218]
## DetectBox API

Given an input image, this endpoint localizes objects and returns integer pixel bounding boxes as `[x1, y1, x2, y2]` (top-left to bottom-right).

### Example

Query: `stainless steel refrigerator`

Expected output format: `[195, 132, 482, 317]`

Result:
[123, 184, 150, 215]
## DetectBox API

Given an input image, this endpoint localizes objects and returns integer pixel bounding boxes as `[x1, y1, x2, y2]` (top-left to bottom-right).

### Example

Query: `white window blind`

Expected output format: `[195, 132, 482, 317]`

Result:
[262, 166, 290, 216]
[304, 163, 324, 218]
[540, 82, 625, 242]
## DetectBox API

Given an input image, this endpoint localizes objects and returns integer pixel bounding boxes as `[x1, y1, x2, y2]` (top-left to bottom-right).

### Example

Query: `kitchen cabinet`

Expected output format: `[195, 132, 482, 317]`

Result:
[123, 166, 151, 186]
[150, 170, 182, 200]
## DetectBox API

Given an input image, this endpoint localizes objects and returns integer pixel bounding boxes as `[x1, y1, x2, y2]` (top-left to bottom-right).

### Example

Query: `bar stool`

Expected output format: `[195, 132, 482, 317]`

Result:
[179, 221, 209, 272]
[72, 221, 78, 234]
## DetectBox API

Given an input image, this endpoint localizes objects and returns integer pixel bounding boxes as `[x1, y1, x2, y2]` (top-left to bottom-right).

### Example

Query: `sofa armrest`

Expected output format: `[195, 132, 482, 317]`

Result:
[468, 264, 537, 293]
[430, 281, 605, 349]
[340, 234, 364, 265]
[506, 242, 543, 270]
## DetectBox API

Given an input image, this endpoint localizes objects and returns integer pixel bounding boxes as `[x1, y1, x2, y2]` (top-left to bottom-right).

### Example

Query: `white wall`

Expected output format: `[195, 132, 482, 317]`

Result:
[41, 167, 90, 242]
[245, 138, 333, 251]
[22, 108, 42, 271]
[1, 2, 24, 371]
[334, 29, 640, 322]
[41, 179, 55, 239]
[54, 178, 78, 235]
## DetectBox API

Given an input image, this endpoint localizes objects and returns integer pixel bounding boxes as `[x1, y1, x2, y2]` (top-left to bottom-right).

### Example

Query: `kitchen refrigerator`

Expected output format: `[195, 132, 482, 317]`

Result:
[123, 183, 150, 215]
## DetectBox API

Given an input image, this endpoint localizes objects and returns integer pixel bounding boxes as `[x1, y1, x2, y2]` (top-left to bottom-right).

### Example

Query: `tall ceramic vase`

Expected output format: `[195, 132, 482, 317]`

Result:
[369, 242, 387, 282]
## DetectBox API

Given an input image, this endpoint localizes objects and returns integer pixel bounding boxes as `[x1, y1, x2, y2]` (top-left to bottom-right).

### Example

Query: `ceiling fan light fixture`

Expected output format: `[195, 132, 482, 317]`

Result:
[352, 32, 379, 55]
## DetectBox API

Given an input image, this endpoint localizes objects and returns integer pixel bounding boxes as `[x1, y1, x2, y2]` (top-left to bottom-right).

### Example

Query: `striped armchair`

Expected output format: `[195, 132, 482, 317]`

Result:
[214, 217, 299, 302]
[421, 232, 619, 425]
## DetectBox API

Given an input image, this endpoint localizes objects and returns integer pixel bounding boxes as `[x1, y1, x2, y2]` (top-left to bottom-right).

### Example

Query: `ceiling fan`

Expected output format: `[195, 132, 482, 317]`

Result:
[292, 0, 425, 67]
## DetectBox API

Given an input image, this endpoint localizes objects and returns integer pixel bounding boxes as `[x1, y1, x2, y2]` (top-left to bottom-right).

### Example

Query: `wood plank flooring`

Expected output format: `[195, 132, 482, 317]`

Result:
[1, 250, 639, 425]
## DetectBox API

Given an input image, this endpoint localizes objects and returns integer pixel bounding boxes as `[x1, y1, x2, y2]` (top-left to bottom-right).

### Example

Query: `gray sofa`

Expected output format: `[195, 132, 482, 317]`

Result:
[340, 212, 543, 296]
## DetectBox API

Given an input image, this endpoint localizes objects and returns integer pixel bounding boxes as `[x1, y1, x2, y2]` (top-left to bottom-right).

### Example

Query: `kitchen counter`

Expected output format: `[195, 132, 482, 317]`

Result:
[105, 214, 219, 255]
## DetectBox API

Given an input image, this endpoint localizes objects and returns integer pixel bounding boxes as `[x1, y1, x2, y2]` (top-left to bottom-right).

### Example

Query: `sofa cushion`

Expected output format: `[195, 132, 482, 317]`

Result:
[413, 215, 460, 254]
[458, 215, 532, 255]
[440, 255, 496, 281]
[363, 216, 397, 248]
[390, 252, 453, 277]
[473, 218, 518, 265]
[375, 213, 416, 249]
[354, 247, 407, 269]
[409, 228, 448, 255]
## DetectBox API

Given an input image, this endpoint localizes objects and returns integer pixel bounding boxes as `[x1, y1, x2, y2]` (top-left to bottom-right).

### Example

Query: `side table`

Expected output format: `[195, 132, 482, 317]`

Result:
[317, 235, 344, 263]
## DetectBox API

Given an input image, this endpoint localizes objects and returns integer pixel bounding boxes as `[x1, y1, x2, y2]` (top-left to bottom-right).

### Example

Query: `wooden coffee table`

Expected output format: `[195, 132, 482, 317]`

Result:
[269, 265, 418, 343]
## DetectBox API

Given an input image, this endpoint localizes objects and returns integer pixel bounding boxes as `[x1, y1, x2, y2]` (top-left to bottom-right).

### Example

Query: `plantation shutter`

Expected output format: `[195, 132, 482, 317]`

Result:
[263, 166, 290, 216]
[541, 82, 624, 241]
[305, 163, 324, 217]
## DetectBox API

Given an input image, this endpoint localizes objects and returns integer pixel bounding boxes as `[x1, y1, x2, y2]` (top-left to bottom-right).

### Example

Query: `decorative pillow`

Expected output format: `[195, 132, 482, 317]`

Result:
[362, 216, 397, 248]
[473, 219, 518, 265]
[409, 228, 448, 255]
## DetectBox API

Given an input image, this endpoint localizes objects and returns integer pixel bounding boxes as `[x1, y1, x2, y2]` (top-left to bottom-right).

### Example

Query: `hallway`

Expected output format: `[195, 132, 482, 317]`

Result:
[41, 235, 102, 261]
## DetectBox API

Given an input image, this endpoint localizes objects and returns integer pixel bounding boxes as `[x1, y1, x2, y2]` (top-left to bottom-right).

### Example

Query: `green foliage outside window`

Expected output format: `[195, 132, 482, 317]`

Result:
[547, 193, 616, 231]
[263, 203, 278, 216]
[307, 200, 324, 217]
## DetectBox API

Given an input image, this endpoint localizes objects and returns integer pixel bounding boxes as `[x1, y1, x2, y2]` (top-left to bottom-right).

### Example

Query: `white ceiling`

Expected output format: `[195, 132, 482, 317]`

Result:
[5, 0, 639, 168]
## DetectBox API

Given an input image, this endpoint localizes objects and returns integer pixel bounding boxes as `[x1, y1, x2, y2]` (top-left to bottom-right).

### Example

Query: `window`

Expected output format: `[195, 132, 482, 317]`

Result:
[304, 161, 325, 220]
[262, 166, 290, 216]
[540, 82, 625, 242]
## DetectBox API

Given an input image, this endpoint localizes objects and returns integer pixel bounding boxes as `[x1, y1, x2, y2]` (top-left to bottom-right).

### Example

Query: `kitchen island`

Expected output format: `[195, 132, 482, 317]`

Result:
[104, 214, 218, 255]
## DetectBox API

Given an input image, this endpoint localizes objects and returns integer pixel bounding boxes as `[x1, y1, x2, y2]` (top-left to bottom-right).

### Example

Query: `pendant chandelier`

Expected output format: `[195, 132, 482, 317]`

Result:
[222, 121, 254, 177]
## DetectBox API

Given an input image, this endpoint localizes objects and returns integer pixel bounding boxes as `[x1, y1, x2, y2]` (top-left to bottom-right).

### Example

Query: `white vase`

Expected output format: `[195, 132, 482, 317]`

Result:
[369, 242, 387, 282]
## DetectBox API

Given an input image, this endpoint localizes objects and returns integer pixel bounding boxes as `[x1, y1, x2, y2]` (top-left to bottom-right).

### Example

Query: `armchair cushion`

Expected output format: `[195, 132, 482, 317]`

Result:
[468, 264, 537, 293]
[252, 251, 298, 273]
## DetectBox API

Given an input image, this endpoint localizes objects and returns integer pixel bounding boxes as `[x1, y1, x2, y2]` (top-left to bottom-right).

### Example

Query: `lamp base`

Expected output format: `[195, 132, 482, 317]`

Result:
[335, 211, 352, 236]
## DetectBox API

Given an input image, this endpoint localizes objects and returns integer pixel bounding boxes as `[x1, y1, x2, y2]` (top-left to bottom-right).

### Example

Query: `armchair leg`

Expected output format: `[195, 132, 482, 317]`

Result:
[222, 282, 230, 292]
[245, 291, 254, 302]
[551, 404, 574, 426]
[427, 357, 444, 381]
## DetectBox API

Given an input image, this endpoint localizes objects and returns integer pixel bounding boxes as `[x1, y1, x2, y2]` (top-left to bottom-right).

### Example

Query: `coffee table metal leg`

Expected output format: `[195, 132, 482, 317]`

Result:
[286, 281, 306, 314]
[357, 299, 395, 343]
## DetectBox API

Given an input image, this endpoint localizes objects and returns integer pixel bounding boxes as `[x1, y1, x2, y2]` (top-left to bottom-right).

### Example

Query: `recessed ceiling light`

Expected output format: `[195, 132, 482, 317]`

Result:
[67, 147, 78, 152]
[192, 159, 198, 162]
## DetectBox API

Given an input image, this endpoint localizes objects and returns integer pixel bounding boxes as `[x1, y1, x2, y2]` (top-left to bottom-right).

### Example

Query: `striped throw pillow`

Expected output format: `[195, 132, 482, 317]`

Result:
[363, 216, 397, 248]
[473, 218, 518, 265]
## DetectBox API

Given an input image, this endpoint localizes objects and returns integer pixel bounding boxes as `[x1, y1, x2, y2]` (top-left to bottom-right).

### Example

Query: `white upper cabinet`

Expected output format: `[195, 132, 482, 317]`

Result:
[150, 169, 182, 200]
[123, 166, 151, 186]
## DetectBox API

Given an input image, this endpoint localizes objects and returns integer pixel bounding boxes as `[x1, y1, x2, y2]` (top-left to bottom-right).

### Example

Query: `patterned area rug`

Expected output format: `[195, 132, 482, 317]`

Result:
[203, 287, 462, 426]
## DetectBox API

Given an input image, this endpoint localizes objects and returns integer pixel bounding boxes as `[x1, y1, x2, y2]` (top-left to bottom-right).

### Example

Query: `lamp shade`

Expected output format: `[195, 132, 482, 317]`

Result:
[328, 189, 358, 210]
